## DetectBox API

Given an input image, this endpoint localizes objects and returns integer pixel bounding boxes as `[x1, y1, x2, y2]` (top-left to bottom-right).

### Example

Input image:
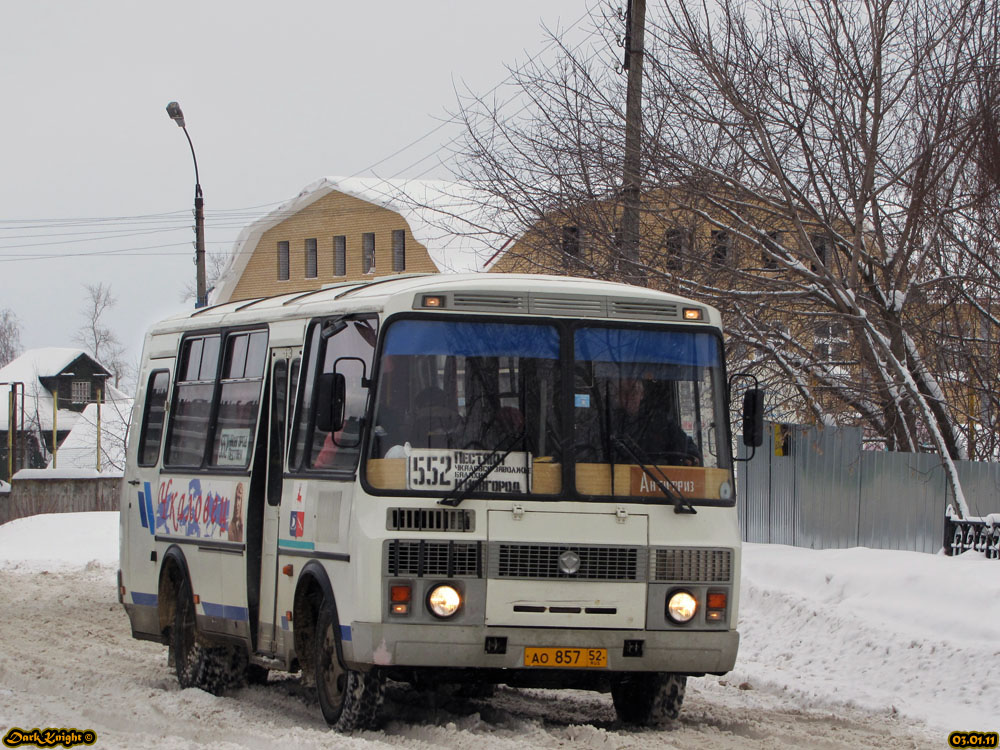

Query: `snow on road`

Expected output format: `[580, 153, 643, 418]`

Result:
[2, 512, 995, 749]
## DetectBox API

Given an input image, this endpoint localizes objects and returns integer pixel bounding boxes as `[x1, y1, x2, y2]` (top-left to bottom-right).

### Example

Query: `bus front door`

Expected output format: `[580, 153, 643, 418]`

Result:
[257, 348, 297, 655]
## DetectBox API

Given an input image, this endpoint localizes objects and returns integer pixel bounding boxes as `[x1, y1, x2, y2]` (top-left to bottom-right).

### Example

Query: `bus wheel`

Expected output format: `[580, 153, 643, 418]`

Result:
[314, 600, 384, 731]
[173, 577, 235, 696]
[611, 673, 686, 724]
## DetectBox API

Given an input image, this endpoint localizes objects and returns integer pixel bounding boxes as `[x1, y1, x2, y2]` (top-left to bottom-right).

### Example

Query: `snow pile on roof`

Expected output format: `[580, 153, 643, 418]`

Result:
[0, 347, 83, 381]
[212, 176, 511, 303]
[0, 479, 9, 494]
[12, 467, 114, 480]
[42, 397, 132, 475]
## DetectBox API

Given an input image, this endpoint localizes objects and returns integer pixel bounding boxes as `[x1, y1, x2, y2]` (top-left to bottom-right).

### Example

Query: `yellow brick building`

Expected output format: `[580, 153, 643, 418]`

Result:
[212, 177, 503, 303]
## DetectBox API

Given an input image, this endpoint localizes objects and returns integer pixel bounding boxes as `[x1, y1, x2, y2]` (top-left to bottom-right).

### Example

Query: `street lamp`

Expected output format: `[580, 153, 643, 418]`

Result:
[166, 101, 207, 308]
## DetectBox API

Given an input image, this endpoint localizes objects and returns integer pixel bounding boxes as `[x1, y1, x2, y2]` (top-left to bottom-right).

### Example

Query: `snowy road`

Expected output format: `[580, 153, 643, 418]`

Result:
[0, 564, 937, 750]
[4, 513, 997, 749]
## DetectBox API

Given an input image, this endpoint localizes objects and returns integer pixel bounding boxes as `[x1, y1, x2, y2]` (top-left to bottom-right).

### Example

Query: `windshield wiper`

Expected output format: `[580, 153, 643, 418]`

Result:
[610, 433, 697, 515]
[438, 429, 528, 508]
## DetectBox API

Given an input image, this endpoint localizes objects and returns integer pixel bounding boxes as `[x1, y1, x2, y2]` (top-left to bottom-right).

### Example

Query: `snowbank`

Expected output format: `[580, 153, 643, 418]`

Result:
[734, 544, 999, 730]
[0, 511, 117, 571]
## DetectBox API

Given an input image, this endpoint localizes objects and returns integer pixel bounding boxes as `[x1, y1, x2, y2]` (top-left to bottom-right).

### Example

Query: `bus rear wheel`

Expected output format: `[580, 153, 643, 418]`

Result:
[172, 578, 240, 695]
[314, 600, 384, 731]
[611, 672, 686, 725]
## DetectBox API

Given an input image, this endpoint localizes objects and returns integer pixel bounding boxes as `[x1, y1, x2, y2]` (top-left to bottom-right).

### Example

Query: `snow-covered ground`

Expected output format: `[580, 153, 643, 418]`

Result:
[2, 512, 996, 749]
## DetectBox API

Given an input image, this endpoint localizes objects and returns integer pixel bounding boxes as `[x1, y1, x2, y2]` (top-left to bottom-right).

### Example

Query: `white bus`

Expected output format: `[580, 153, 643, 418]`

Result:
[119, 273, 763, 730]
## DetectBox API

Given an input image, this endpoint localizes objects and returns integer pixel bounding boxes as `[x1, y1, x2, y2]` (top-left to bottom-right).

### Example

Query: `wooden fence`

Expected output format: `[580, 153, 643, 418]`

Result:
[0, 476, 120, 525]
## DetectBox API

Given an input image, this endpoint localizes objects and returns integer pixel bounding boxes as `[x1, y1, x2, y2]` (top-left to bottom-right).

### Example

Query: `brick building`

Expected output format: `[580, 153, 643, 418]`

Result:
[211, 177, 504, 304]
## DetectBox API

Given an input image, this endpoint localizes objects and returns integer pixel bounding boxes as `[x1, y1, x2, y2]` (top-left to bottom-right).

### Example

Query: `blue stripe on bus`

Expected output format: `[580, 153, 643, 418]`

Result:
[137, 490, 148, 529]
[340, 625, 352, 642]
[201, 602, 250, 621]
[131, 592, 158, 606]
[144, 481, 156, 535]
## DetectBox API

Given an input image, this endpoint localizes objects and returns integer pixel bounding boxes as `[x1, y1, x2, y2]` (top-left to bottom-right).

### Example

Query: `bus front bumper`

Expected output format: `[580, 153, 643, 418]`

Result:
[344, 623, 739, 675]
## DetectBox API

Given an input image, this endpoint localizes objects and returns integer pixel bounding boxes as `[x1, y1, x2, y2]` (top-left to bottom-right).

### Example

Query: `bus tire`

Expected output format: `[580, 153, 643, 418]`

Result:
[315, 600, 384, 731]
[172, 577, 235, 696]
[611, 672, 686, 724]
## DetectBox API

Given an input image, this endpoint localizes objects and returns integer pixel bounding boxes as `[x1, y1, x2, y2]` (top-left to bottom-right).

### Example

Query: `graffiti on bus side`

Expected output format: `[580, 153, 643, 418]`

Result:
[155, 478, 245, 542]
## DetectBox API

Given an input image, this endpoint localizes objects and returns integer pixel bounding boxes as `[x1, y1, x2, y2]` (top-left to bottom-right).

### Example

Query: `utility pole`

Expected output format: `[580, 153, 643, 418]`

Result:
[621, 0, 646, 285]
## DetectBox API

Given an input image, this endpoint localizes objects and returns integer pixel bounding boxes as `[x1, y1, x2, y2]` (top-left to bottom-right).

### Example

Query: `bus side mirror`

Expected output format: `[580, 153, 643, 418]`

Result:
[316, 372, 346, 433]
[742, 388, 765, 448]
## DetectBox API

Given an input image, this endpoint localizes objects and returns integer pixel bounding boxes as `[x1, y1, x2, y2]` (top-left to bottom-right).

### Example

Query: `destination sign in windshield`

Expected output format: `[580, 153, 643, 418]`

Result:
[406, 449, 532, 494]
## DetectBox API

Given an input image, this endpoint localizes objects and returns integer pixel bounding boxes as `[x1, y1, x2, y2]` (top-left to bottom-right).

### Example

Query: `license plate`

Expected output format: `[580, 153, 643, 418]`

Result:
[524, 647, 607, 668]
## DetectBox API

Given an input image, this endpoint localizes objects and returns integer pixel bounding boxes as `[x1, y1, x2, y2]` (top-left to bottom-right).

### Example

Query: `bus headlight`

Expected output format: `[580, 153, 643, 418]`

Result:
[666, 590, 698, 623]
[427, 584, 462, 618]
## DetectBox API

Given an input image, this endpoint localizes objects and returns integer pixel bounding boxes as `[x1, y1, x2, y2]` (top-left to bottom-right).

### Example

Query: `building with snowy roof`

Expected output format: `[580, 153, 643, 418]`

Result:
[211, 177, 507, 304]
[0, 348, 127, 480]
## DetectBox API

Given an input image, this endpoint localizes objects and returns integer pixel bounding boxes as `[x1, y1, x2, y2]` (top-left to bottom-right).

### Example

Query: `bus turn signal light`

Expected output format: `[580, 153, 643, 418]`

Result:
[706, 591, 727, 622]
[390, 584, 412, 615]
[683, 307, 703, 320]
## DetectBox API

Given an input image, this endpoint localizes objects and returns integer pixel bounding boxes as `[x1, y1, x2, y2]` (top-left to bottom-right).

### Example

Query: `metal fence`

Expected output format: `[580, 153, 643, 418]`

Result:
[737, 423, 1000, 553]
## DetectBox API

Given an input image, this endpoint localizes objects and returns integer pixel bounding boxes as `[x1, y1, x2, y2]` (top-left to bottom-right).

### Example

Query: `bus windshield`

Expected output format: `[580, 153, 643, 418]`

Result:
[572, 325, 732, 502]
[364, 317, 733, 503]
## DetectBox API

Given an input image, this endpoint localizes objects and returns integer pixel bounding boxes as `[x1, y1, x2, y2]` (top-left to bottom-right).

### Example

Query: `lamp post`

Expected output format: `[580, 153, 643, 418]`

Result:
[166, 101, 207, 308]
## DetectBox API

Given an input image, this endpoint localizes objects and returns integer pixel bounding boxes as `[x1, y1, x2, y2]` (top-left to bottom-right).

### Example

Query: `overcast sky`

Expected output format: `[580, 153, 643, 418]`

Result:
[1, 1, 600, 378]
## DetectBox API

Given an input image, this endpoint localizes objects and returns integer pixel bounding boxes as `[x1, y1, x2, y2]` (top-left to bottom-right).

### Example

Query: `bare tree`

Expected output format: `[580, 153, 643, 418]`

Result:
[181, 250, 229, 304]
[73, 282, 130, 388]
[449, 0, 1000, 517]
[0, 308, 22, 367]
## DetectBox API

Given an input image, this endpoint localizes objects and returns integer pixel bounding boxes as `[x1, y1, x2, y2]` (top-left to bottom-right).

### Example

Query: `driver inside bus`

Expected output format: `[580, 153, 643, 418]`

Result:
[612, 377, 700, 465]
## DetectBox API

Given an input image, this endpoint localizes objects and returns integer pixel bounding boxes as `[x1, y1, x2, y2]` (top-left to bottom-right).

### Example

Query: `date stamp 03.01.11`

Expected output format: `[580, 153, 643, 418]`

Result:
[948, 731, 999, 748]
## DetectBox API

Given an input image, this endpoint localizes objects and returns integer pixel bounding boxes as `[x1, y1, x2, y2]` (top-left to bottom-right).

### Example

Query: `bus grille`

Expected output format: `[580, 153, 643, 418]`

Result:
[384, 540, 482, 578]
[387, 508, 475, 532]
[488, 543, 645, 581]
[651, 548, 732, 583]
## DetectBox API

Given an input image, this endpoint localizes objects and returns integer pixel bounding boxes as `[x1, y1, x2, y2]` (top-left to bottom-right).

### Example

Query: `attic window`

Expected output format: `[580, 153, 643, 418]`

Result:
[278, 241, 290, 281]
[392, 230, 406, 272]
[362, 233, 376, 274]
[305, 238, 318, 279]
[562, 225, 580, 258]
[71, 380, 90, 404]
[334, 235, 346, 276]
[810, 234, 828, 271]
[711, 230, 730, 263]
[664, 228, 687, 271]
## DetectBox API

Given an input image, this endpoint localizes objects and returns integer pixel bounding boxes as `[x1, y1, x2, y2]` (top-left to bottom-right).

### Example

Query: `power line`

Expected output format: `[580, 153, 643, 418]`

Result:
[1, 5, 601, 266]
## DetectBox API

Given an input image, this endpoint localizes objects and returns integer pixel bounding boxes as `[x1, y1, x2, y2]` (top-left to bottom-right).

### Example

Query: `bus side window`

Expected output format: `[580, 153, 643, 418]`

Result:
[209, 330, 268, 469]
[164, 334, 221, 467]
[137, 370, 170, 467]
